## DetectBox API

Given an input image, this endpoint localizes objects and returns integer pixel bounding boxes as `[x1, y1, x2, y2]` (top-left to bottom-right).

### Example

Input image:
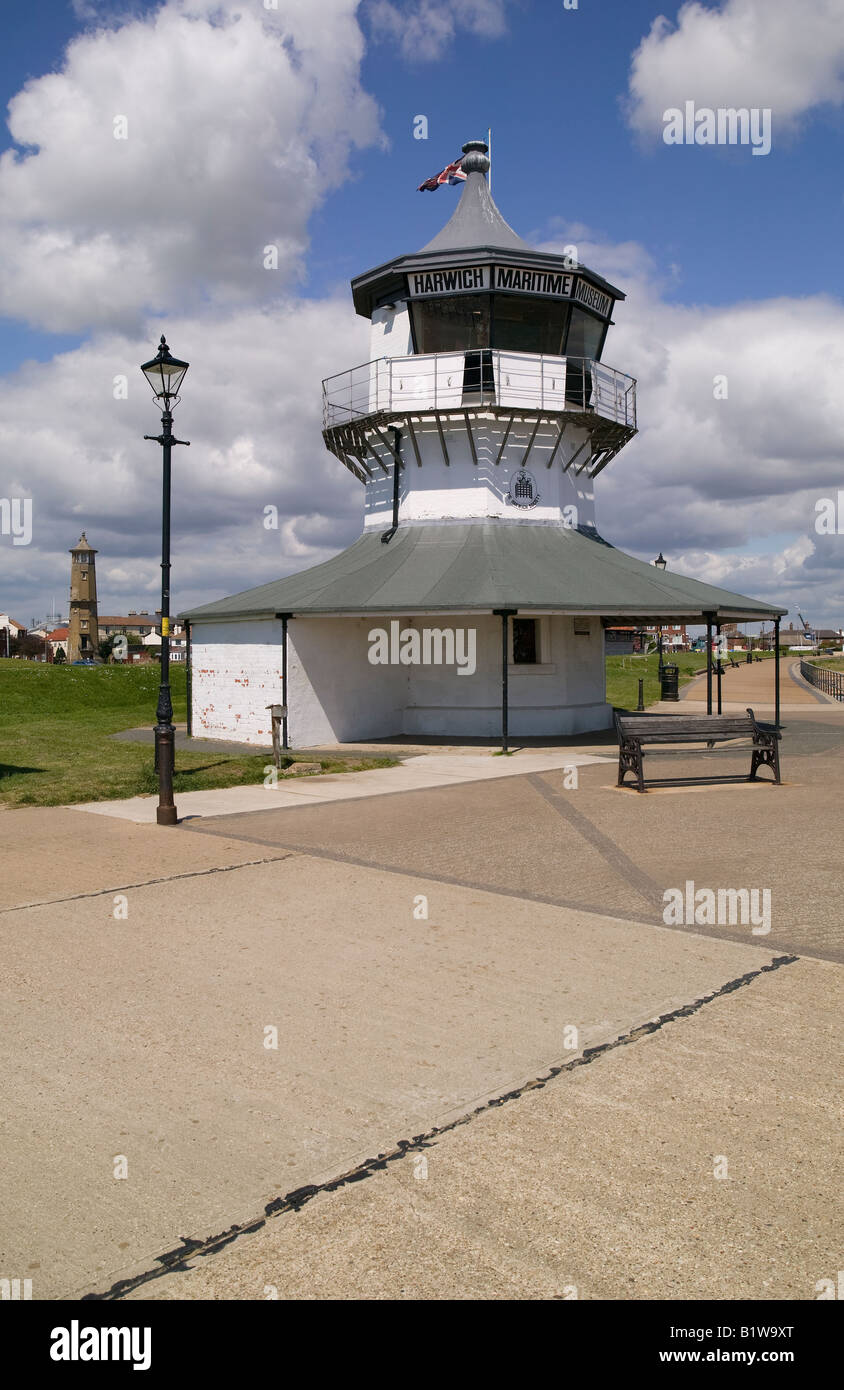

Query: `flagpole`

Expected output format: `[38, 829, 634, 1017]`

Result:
[488, 127, 492, 192]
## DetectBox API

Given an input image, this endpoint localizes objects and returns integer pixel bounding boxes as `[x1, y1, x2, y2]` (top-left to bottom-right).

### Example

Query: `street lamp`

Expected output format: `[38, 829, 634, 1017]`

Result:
[653, 552, 667, 673]
[140, 334, 190, 826]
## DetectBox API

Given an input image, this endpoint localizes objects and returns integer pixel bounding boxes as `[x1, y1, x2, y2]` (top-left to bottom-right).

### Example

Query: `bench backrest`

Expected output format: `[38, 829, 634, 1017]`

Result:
[616, 709, 758, 738]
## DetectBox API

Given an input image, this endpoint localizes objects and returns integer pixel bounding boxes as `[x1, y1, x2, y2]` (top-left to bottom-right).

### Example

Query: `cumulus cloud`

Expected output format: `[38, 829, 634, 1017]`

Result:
[0, 295, 371, 621]
[538, 225, 844, 624]
[626, 0, 844, 145]
[0, 0, 381, 333]
[2, 0, 843, 632]
[366, 0, 506, 61]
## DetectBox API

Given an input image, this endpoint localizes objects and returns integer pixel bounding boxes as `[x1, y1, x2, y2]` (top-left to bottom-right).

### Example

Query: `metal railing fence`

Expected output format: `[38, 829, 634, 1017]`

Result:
[322, 351, 636, 432]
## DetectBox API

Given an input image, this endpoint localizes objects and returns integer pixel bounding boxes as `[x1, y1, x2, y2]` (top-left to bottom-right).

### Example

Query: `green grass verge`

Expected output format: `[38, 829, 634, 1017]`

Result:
[605, 651, 710, 710]
[0, 663, 395, 808]
[806, 656, 844, 671]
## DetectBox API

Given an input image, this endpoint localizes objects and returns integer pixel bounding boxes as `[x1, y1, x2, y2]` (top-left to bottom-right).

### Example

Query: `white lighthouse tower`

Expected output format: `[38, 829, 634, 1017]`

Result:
[184, 141, 784, 748]
[325, 139, 635, 538]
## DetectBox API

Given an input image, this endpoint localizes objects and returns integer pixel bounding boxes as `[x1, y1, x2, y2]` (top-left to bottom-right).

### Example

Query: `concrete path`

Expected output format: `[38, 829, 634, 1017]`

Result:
[124, 954, 841, 1302]
[2, 706, 842, 1301]
[677, 656, 836, 710]
[70, 750, 613, 824]
[0, 837, 797, 1300]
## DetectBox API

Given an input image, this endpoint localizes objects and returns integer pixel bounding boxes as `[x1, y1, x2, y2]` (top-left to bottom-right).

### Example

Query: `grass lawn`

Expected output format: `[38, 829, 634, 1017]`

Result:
[0, 663, 396, 809]
[605, 651, 709, 710]
[807, 656, 844, 671]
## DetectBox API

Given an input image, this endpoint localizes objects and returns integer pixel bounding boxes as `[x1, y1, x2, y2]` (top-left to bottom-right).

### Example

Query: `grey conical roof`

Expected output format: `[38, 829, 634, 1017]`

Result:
[418, 170, 531, 255]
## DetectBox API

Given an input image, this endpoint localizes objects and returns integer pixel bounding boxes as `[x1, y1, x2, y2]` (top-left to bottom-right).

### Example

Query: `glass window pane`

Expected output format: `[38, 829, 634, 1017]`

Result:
[565, 308, 604, 361]
[492, 296, 567, 355]
[411, 295, 490, 353]
[513, 618, 538, 664]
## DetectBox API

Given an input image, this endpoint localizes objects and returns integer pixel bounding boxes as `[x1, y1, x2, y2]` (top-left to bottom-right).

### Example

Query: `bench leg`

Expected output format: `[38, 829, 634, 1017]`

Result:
[750, 741, 781, 784]
[617, 740, 646, 791]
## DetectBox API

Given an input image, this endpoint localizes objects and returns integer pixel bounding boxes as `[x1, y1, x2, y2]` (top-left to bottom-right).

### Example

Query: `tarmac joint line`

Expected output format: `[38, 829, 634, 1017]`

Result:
[81, 951, 799, 1303]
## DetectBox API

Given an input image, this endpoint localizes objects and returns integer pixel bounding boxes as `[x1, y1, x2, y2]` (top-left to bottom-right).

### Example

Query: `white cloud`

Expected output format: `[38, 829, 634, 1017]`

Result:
[0, 296, 371, 620]
[2, 0, 843, 631]
[538, 225, 844, 624]
[0, 0, 382, 333]
[626, 0, 844, 144]
[367, 0, 506, 62]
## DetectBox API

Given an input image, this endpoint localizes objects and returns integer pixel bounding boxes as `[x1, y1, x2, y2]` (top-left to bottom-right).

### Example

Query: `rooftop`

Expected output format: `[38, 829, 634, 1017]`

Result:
[181, 523, 787, 625]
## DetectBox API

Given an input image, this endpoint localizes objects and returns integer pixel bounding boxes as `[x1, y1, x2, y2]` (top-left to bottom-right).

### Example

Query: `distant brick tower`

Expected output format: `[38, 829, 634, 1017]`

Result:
[67, 533, 99, 661]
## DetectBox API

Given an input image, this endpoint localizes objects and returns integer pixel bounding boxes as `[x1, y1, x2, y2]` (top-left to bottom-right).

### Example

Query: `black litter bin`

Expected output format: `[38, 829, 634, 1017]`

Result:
[660, 663, 679, 701]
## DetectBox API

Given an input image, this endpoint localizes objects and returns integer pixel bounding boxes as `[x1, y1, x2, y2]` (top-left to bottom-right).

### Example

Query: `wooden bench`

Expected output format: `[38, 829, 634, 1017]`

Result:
[615, 707, 781, 793]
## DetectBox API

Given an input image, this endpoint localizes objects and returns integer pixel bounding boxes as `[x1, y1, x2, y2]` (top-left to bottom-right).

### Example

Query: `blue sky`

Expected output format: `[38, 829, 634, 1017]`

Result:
[3, 0, 843, 366]
[312, 0, 844, 308]
[0, 0, 842, 628]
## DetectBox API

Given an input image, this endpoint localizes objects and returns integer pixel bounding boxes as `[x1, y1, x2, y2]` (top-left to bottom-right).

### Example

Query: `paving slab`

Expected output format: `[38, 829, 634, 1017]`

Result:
[0, 806, 274, 912]
[123, 955, 842, 1302]
[0, 849, 778, 1300]
[68, 750, 613, 824]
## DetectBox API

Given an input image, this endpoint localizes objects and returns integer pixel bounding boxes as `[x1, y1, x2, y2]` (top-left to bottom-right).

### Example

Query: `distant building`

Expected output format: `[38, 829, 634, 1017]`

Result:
[0, 613, 27, 656]
[643, 623, 688, 651]
[99, 612, 160, 638]
[99, 613, 186, 661]
[604, 626, 644, 655]
[47, 626, 69, 659]
[141, 625, 187, 662]
[67, 533, 99, 662]
[778, 627, 815, 649]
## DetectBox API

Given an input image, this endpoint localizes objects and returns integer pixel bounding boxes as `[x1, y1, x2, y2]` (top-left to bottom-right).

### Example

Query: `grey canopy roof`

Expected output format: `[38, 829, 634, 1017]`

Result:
[417, 170, 531, 255]
[181, 523, 786, 624]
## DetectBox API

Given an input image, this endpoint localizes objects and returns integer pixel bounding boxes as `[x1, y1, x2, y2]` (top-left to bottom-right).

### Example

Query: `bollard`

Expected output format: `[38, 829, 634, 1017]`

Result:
[637, 677, 645, 711]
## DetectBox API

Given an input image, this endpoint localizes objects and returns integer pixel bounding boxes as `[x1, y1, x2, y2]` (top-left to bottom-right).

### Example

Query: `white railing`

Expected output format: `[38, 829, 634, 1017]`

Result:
[323, 351, 636, 431]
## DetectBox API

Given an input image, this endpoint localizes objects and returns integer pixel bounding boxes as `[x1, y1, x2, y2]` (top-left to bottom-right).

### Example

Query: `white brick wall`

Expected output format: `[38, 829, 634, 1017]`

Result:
[191, 619, 282, 745]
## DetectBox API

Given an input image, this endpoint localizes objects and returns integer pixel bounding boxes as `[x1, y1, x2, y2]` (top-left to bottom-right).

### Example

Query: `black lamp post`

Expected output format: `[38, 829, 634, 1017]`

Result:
[653, 552, 667, 673]
[141, 335, 190, 826]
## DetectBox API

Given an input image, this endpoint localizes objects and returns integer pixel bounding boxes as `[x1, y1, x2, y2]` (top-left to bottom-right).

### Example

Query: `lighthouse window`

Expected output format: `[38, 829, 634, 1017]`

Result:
[411, 295, 490, 353]
[565, 308, 604, 363]
[512, 618, 538, 664]
[491, 296, 568, 356]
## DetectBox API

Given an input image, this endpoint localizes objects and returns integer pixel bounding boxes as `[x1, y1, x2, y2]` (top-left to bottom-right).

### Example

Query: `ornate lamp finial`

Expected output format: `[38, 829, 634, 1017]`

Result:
[461, 140, 490, 175]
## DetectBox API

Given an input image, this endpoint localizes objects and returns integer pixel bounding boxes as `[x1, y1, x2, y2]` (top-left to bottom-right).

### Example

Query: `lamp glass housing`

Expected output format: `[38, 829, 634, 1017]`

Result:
[141, 338, 189, 407]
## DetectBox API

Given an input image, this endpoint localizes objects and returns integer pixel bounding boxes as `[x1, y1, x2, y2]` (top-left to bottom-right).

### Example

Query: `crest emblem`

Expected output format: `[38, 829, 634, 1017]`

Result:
[507, 469, 540, 508]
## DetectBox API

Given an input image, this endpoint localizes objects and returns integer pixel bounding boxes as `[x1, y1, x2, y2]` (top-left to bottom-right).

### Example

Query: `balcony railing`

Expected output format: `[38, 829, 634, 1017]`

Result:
[322, 351, 636, 433]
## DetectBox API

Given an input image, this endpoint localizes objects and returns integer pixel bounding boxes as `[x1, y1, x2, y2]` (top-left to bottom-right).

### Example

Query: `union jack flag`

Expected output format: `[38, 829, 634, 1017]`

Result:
[417, 157, 467, 191]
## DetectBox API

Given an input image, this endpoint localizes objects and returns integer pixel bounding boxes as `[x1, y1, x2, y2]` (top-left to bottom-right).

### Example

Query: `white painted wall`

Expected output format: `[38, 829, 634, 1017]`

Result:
[287, 617, 408, 745]
[369, 303, 413, 361]
[363, 417, 595, 530]
[403, 614, 609, 737]
[191, 613, 610, 747]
